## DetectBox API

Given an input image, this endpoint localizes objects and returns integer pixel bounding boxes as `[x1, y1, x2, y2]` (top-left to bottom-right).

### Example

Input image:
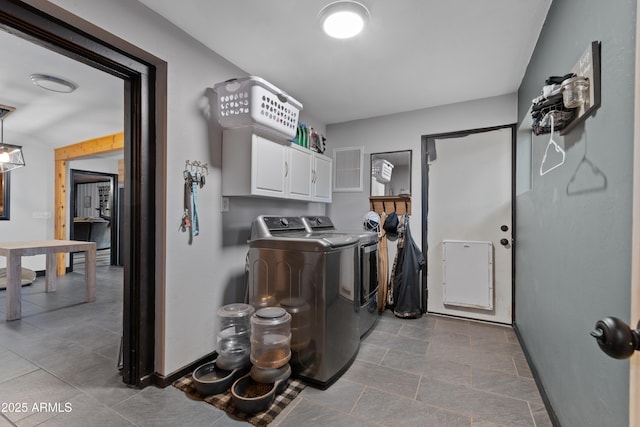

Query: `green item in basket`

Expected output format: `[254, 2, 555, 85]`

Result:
[295, 125, 303, 146]
[302, 126, 308, 148]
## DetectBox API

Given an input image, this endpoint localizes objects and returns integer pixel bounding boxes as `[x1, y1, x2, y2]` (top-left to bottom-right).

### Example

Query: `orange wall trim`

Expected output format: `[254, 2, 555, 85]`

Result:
[55, 133, 124, 161]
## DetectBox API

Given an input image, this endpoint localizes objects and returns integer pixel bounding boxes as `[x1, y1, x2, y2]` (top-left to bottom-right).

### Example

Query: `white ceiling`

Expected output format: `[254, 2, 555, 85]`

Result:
[139, 0, 552, 124]
[1, 1, 551, 153]
[0, 28, 123, 151]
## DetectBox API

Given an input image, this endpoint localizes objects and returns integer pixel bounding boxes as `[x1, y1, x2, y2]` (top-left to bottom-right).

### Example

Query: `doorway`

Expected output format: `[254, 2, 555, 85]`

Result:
[0, 1, 166, 387]
[69, 169, 120, 270]
[422, 124, 516, 324]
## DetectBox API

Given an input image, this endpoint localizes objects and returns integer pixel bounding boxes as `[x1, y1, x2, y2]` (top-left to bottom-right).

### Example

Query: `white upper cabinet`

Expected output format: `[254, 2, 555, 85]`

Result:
[251, 134, 288, 197]
[222, 128, 332, 203]
[222, 128, 286, 198]
[287, 144, 313, 201]
[312, 152, 332, 203]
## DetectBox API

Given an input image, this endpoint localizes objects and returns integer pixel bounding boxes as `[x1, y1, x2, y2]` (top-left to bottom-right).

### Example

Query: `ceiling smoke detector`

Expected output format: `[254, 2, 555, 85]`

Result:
[319, 1, 370, 39]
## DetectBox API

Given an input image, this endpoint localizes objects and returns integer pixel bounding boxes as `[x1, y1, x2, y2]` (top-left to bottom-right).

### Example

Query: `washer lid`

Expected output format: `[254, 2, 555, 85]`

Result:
[308, 230, 377, 245]
[313, 233, 360, 248]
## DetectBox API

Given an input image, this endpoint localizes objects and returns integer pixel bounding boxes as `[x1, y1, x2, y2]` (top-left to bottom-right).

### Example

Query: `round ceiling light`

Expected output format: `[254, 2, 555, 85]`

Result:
[319, 1, 370, 39]
[30, 74, 78, 93]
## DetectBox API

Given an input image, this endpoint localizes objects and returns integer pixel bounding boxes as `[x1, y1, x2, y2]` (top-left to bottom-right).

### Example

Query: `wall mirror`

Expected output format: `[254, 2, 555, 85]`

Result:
[0, 172, 9, 220]
[370, 150, 412, 196]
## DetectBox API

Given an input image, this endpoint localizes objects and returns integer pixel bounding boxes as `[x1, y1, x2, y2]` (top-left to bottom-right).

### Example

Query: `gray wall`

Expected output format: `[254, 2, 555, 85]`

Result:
[327, 93, 517, 235]
[516, 1, 636, 426]
[327, 94, 517, 315]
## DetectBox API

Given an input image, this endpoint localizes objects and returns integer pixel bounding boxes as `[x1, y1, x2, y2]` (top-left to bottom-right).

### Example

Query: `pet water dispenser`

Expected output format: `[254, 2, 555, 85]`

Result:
[192, 303, 254, 396]
[250, 307, 291, 373]
[216, 303, 254, 370]
[231, 306, 292, 413]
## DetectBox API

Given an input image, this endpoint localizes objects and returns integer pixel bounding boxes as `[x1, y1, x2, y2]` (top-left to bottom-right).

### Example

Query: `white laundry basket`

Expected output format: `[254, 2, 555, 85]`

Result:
[372, 159, 394, 183]
[213, 76, 302, 140]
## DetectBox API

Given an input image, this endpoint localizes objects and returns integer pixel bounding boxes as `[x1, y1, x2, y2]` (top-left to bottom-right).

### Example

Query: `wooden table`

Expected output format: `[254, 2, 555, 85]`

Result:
[0, 240, 96, 321]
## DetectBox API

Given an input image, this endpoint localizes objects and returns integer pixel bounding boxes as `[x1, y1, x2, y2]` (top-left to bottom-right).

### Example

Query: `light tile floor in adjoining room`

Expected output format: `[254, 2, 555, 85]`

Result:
[0, 267, 552, 426]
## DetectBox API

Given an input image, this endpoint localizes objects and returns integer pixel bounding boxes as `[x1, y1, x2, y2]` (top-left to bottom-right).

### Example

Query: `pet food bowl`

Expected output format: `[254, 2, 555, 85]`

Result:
[191, 360, 248, 396]
[230, 373, 288, 414]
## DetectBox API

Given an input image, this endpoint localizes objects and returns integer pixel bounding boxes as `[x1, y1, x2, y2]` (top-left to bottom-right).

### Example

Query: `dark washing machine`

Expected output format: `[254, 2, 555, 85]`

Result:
[301, 216, 379, 339]
[247, 216, 360, 389]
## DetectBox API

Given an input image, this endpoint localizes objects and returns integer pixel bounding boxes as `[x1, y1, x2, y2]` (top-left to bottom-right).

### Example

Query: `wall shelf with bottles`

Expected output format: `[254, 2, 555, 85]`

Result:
[530, 41, 601, 136]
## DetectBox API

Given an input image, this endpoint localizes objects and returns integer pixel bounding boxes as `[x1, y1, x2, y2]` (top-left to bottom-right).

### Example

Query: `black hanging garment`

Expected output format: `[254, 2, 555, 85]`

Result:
[392, 216, 425, 318]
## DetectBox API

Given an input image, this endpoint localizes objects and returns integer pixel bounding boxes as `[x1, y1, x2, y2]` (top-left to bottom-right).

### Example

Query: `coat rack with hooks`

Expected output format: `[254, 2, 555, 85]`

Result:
[184, 160, 208, 177]
[179, 160, 208, 244]
[369, 195, 411, 216]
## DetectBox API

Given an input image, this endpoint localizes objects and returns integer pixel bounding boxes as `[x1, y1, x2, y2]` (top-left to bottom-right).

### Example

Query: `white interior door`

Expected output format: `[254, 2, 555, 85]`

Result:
[427, 127, 513, 324]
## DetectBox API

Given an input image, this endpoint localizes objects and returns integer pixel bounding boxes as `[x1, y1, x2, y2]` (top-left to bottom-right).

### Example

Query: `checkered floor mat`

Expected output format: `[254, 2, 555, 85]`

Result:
[172, 373, 306, 426]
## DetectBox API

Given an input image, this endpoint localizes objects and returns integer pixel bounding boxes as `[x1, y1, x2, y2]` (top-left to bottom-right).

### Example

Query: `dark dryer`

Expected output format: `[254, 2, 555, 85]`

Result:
[301, 216, 380, 338]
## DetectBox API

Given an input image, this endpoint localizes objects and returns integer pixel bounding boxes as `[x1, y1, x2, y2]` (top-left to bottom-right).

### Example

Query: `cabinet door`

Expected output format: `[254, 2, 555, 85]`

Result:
[288, 144, 313, 200]
[251, 135, 287, 197]
[312, 153, 333, 202]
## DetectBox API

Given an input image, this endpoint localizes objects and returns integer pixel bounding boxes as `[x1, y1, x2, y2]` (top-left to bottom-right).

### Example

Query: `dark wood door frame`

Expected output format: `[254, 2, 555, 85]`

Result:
[0, 0, 167, 387]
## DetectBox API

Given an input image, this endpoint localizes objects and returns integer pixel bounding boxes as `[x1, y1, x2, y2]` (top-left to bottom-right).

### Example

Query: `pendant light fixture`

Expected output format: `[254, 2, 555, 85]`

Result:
[0, 107, 25, 173]
[319, 1, 370, 39]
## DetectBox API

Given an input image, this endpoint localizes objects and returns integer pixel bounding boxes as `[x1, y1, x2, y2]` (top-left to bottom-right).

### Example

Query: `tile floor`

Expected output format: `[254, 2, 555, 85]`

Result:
[0, 266, 552, 426]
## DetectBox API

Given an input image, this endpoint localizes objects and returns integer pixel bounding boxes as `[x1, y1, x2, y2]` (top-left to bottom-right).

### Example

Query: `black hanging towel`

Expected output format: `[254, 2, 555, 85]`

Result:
[393, 215, 425, 318]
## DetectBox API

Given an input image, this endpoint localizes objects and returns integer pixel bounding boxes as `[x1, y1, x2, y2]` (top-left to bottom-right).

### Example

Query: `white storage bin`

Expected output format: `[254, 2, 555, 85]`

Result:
[372, 159, 394, 183]
[213, 76, 302, 139]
